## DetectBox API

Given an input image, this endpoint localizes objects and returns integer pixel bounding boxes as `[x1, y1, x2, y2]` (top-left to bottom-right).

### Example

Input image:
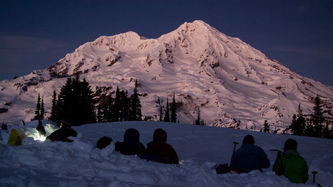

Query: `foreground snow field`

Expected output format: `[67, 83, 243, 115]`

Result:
[0, 121, 332, 186]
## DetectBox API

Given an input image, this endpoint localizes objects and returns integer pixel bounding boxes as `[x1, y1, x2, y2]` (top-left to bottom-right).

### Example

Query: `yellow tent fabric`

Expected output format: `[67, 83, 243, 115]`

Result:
[7, 129, 24, 146]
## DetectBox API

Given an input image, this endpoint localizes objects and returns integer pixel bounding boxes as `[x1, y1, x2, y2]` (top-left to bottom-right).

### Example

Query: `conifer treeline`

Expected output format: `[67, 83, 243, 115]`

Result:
[287, 95, 333, 139]
[258, 95, 333, 139]
[34, 76, 178, 126]
[158, 93, 178, 123]
[96, 80, 143, 122]
[32, 76, 333, 139]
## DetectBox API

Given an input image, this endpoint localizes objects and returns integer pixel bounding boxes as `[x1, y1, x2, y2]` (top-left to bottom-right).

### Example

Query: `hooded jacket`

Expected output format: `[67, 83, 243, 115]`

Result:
[115, 128, 145, 155]
[273, 150, 308, 183]
[146, 129, 179, 164]
[230, 143, 270, 173]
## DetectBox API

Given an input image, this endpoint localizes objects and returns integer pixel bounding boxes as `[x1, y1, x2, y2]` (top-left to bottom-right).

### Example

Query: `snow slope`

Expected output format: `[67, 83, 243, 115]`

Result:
[0, 120, 332, 186]
[1, 20, 333, 132]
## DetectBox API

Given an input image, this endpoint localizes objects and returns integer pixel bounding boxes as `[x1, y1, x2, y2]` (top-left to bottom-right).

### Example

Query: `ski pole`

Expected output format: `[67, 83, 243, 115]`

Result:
[312, 171, 318, 184]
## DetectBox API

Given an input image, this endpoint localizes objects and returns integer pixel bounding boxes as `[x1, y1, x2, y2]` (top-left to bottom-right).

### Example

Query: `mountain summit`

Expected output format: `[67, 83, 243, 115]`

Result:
[1, 20, 332, 131]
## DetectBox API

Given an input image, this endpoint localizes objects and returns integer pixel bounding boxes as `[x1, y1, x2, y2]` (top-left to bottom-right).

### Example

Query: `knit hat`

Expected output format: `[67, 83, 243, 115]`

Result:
[284, 138, 298, 151]
[243, 135, 255, 145]
[153, 128, 167, 143]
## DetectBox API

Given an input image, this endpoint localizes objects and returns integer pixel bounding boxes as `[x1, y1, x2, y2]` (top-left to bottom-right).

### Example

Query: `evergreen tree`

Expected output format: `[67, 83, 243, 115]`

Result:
[304, 120, 315, 137]
[129, 80, 142, 121]
[159, 105, 163, 122]
[32, 94, 41, 121]
[289, 114, 297, 134]
[97, 105, 103, 122]
[288, 104, 306, 135]
[40, 97, 45, 120]
[323, 122, 333, 139]
[195, 107, 204, 125]
[71, 75, 81, 123]
[156, 97, 163, 121]
[170, 93, 177, 123]
[263, 120, 270, 133]
[112, 87, 122, 121]
[120, 90, 129, 121]
[312, 95, 324, 137]
[164, 98, 170, 122]
[56, 78, 74, 124]
[49, 90, 57, 122]
[296, 105, 306, 135]
[56, 76, 96, 126]
[76, 78, 96, 125]
[104, 95, 113, 122]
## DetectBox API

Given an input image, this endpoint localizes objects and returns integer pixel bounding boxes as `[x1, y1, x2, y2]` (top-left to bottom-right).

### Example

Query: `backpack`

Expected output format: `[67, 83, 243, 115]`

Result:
[216, 164, 230, 174]
[97, 136, 113, 149]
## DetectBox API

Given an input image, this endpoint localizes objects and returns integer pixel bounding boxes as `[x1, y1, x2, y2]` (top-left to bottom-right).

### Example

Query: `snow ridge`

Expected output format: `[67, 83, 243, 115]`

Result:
[1, 20, 333, 132]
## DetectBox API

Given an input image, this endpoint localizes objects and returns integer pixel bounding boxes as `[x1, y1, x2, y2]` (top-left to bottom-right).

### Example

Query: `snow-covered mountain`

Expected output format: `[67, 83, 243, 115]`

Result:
[1, 20, 333, 132]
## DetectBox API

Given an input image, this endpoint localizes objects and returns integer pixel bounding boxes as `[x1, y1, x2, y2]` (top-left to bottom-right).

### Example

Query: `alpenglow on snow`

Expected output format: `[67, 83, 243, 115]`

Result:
[1, 20, 333, 132]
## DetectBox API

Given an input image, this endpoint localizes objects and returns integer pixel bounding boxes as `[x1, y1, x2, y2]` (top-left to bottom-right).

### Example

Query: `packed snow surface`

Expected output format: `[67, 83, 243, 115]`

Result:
[1, 120, 332, 186]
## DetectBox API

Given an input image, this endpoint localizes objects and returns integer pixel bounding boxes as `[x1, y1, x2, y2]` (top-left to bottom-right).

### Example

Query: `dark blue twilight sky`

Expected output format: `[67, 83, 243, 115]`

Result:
[1, 0, 333, 86]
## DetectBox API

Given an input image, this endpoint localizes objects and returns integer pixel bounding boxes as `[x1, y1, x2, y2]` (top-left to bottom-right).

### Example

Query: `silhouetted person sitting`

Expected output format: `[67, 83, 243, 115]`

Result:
[273, 138, 308, 183]
[36, 120, 46, 136]
[230, 135, 270, 173]
[115, 128, 145, 155]
[141, 128, 179, 164]
[47, 121, 77, 142]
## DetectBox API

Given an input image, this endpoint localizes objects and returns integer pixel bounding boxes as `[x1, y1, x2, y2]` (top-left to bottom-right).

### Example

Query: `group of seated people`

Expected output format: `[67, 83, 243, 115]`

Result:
[111, 128, 308, 184]
[230, 135, 308, 183]
[114, 128, 179, 164]
[44, 122, 308, 184]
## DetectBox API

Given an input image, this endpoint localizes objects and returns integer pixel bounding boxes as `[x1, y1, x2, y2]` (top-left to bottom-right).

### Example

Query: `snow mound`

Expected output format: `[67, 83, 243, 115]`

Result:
[0, 120, 332, 186]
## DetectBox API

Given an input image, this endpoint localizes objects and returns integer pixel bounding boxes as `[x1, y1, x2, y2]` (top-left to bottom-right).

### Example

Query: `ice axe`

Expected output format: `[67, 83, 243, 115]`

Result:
[311, 171, 318, 184]
[230, 142, 239, 165]
[270, 149, 283, 157]
[270, 149, 284, 174]
[232, 142, 239, 153]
